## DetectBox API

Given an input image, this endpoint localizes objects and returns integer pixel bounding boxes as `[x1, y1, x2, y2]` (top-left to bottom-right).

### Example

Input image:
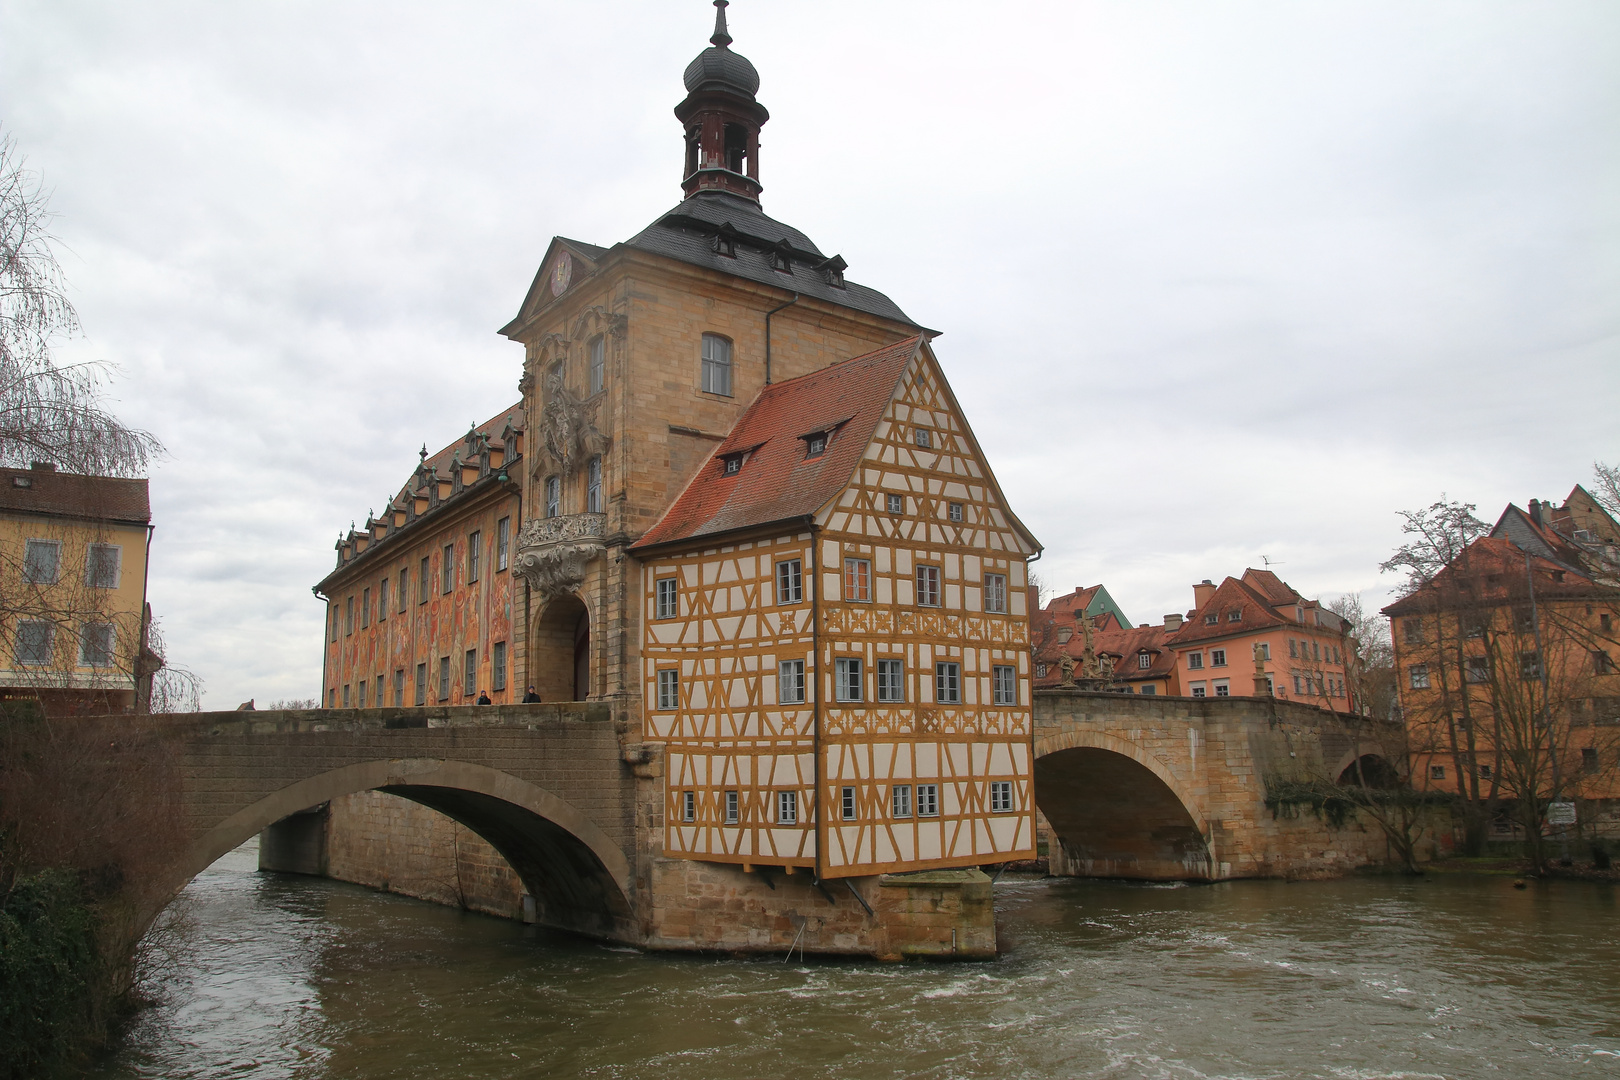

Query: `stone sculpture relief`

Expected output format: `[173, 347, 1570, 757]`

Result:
[514, 513, 607, 598]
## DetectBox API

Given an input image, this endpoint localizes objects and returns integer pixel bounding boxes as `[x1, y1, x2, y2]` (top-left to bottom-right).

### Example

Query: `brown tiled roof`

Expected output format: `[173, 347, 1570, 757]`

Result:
[0, 466, 150, 525]
[1170, 575, 1295, 646]
[632, 337, 924, 550]
[1382, 536, 1600, 616]
[1045, 586, 1100, 620]
[1034, 621, 1178, 687]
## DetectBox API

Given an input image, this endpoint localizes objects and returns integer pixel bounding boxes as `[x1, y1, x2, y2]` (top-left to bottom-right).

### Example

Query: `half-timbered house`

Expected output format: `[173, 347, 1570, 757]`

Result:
[631, 336, 1042, 878]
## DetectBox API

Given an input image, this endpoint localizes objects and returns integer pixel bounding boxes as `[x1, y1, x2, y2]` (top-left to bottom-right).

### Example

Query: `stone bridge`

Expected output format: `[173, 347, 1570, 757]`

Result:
[149, 703, 640, 940]
[1033, 690, 1404, 881]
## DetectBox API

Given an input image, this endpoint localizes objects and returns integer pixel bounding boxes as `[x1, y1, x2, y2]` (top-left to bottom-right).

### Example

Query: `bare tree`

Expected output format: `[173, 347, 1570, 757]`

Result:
[0, 131, 161, 476]
[1330, 592, 1397, 721]
[1591, 460, 1620, 519]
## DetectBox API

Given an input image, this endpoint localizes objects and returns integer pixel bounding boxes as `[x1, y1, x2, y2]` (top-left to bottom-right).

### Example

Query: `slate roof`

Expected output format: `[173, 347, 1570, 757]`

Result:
[632, 336, 924, 550]
[0, 466, 150, 525]
[625, 191, 924, 329]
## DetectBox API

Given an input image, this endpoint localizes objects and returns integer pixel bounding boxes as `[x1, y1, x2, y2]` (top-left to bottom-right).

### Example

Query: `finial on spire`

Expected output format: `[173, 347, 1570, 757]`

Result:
[710, 0, 732, 48]
[419, 443, 428, 462]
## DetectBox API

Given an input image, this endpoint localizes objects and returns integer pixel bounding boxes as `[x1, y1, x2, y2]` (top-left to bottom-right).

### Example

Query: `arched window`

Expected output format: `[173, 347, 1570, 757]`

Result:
[589, 335, 605, 395]
[701, 333, 732, 396]
[723, 123, 748, 173]
[587, 456, 603, 513]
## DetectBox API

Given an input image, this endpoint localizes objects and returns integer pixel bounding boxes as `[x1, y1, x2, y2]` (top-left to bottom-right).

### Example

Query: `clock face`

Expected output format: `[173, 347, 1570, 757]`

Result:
[549, 252, 573, 297]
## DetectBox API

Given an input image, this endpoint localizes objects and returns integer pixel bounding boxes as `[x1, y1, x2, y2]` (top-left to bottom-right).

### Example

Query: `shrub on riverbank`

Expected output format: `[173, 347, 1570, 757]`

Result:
[0, 870, 104, 1079]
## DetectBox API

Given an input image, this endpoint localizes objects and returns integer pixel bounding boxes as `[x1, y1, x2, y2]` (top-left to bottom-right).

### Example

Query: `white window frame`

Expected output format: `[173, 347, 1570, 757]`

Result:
[587, 456, 603, 513]
[656, 669, 679, 710]
[724, 790, 739, 824]
[1210, 649, 1226, 667]
[1410, 664, 1430, 689]
[891, 784, 912, 818]
[775, 559, 803, 605]
[835, 657, 864, 702]
[1137, 652, 1151, 670]
[655, 577, 678, 619]
[1213, 679, 1230, 697]
[79, 622, 115, 668]
[1187, 652, 1204, 670]
[14, 620, 53, 666]
[545, 476, 560, 518]
[497, 516, 510, 572]
[441, 544, 454, 593]
[492, 641, 507, 692]
[841, 786, 856, 821]
[1190, 681, 1207, 698]
[948, 502, 963, 523]
[777, 789, 798, 825]
[916, 783, 939, 817]
[914, 428, 931, 449]
[377, 577, 388, 622]
[989, 780, 1013, 813]
[936, 661, 961, 704]
[844, 557, 871, 602]
[589, 334, 605, 395]
[467, 531, 481, 584]
[681, 790, 695, 822]
[992, 664, 1016, 705]
[876, 658, 904, 703]
[23, 539, 60, 585]
[85, 543, 122, 589]
[779, 659, 806, 704]
[701, 333, 733, 396]
[916, 565, 941, 607]
[983, 573, 1007, 613]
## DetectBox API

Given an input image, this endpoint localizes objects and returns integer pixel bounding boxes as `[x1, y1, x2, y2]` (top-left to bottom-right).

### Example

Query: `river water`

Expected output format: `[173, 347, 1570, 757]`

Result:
[94, 840, 1620, 1079]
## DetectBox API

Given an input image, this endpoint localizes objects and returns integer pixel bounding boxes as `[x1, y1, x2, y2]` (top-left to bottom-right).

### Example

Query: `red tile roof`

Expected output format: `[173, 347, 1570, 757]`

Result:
[0, 465, 150, 525]
[1171, 575, 1296, 646]
[1045, 586, 1101, 620]
[632, 337, 925, 550]
[1034, 621, 1179, 687]
[1382, 536, 1599, 616]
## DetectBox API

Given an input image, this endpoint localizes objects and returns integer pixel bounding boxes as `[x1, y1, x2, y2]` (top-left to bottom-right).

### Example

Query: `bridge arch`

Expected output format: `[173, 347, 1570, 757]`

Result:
[1033, 729, 1213, 881]
[167, 758, 631, 939]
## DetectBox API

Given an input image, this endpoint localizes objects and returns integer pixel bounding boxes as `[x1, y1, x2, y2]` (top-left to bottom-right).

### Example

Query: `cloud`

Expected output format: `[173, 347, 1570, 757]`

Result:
[3, 0, 1616, 703]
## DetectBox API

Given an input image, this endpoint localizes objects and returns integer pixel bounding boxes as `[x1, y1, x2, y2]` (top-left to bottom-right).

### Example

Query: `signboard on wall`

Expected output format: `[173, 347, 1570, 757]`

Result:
[1546, 801, 1577, 827]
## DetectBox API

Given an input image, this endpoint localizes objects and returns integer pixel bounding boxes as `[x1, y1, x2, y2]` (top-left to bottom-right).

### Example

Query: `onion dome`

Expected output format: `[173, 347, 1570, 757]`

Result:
[682, 1, 760, 98]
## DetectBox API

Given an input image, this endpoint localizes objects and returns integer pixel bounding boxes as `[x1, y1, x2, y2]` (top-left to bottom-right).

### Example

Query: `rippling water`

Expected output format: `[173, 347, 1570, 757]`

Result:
[94, 841, 1620, 1079]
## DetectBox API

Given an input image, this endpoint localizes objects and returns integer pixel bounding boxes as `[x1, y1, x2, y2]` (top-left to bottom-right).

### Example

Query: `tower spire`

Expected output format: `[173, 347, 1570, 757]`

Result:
[710, 0, 732, 48]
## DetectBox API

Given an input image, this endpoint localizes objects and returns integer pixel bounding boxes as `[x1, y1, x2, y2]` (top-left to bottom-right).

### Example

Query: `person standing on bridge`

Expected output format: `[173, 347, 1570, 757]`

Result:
[522, 685, 541, 703]
[476, 690, 492, 705]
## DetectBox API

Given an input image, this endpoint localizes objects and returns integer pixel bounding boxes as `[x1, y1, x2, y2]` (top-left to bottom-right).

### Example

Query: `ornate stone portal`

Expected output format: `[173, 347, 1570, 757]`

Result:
[514, 513, 607, 598]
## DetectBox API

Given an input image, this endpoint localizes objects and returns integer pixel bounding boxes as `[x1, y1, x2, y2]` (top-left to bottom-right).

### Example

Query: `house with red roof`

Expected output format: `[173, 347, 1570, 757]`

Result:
[630, 335, 1042, 877]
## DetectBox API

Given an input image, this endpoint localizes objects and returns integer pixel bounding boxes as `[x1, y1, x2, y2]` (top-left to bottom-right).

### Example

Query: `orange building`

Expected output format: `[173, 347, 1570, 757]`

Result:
[315, 410, 525, 709]
[1032, 592, 1180, 696]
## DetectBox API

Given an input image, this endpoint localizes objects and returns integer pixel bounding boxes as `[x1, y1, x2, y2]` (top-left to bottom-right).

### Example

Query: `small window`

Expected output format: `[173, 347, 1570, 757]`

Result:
[682, 791, 695, 823]
[992, 665, 1017, 705]
[841, 786, 857, 821]
[545, 476, 560, 518]
[1191, 682, 1207, 697]
[1204, 614, 1218, 626]
[441, 545, 454, 593]
[1227, 610, 1242, 623]
[656, 577, 678, 619]
[415, 662, 428, 706]
[724, 790, 739, 824]
[844, 558, 871, 602]
[1312, 642, 1321, 661]
[806, 433, 827, 458]
[916, 783, 939, 817]
[14, 621, 53, 666]
[438, 656, 451, 701]
[721, 454, 743, 476]
[361, 587, 371, 628]
[377, 578, 388, 621]
[1479, 764, 1493, 779]
[79, 623, 114, 667]
[771, 248, 792, 273]
[1409, 664, 1430, 689]
[86, 544, 121, 589]
[914, 428, 932, 449]
[464, 649, 477, 696]
[467, 532, 481, 583]
[835, 658, 864, 702]
[876, 659, 905, 703]
[393, 669, 405, 707]
[1582, 747, 1599, 774]
[989, 781, 1013, 813]
[589, 335, 605, 395]
[342, 684, 351, 708]
[1593, 651, 1614, 675]
[1187, 652, 1204, 670]
[330, 605, 338, 642]
[587, 456, 603, 512]
[886, 493, 903, 514]
[23, 539, 60, 584]
[1210, 649, 1226, 668]
[936, 661, 961, 704]
[1403, 619, 1424, 645]
[1602, 613, 1613, 633]
[892, 784, 912, 818]
[779, 659, 806, 704]
[1137, 652, 1151, 670]
[916, 565, 941, 607]
[497, 517, 511, 572]
[492, 642, 507, 692]
[777, 790, 798, 825]
[1213, 680, 1230, 697]
[1430, 765, 1446, 780]
[418, 558, 430, 603]
[1257, 642, 1270, 661]
[776, 559, 803, 605]
[984, 573, 1007, 613]
[1466, 657, 1489, 683]
[948, 502, 963, 523]
[357, 680, 367, 708]
[1035, 662, 1047, 678]
[345, 597, 354, 635]
[1519, 652, 1542, 680]
[1288, 639, 1298, 659]
[657, 669, 679, 710]
[1140, 685, 1157, 695]
[701, 333, 733, 396]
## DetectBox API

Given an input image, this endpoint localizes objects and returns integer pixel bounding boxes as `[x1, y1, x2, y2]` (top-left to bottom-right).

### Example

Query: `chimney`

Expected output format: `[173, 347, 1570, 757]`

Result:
[1164, 613, 1184, 632]
[1529, 499, 1542, 525]
[1192, 579, 1217, 609]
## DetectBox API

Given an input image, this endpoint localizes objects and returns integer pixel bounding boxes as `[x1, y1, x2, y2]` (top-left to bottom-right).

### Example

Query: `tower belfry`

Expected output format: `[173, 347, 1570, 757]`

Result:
[677, 0, 768, 203]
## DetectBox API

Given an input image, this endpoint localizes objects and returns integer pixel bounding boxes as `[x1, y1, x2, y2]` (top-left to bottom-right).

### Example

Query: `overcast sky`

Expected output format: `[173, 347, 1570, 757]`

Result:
[3, 1, 1617, 707]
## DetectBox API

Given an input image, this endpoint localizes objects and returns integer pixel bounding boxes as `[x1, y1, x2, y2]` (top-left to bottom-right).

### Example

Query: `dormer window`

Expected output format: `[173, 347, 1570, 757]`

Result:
[721, 453, 745, 476]
[713, 225, 737, 258]
[806, 433, 827, 458]
[1204, 613, 1218, 625]
[1137, 652, 1151, 670]
[816, 255, 848, 288]
[1227, 610, 1242, 622]
[772, 245, 792, 273]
